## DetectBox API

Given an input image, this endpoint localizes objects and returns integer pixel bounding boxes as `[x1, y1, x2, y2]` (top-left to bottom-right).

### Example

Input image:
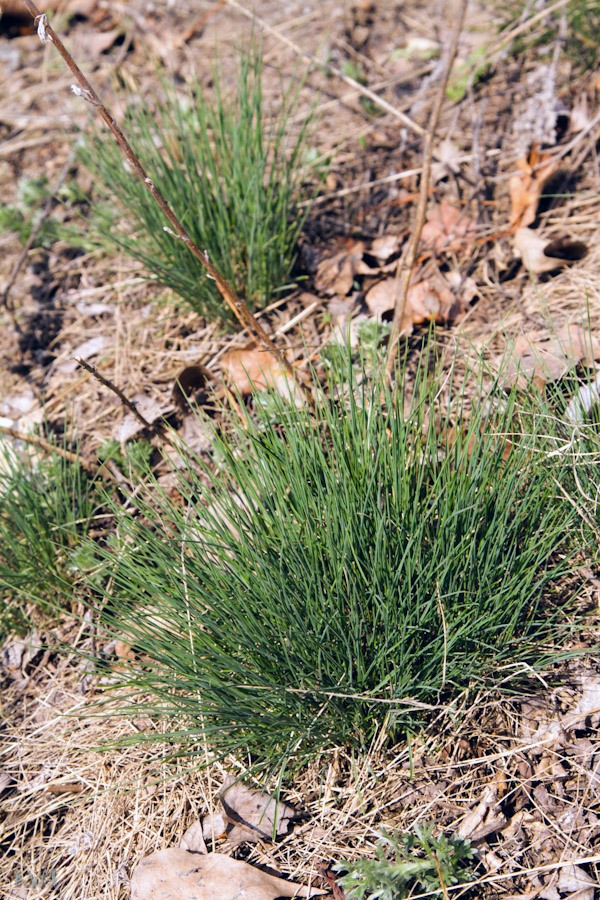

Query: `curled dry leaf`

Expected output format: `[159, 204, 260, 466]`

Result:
[130, 849, 323, 899]
[365, 272, 464, 335]
[369, 234, 403, 262]
[456, 783, 507, 842]
[420, 201, 477, 254]
[314, 240, 373, 296]
[220, 343, 303, 405]
[172, 365, 211, 410]
[1, 630, 42, 678]
[502, 324, 600, 388]
[431, 138, 463, 183]
[509, 145, 559, 230]
[556, 864, 595, 900]
[514, 227, 587, 274]
[220, 775, 296, 846]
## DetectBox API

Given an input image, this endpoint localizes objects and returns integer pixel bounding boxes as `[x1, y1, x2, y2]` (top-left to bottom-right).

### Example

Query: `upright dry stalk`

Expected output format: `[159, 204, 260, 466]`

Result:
[385, 0, 468, 380]
[21, 0, 311, 403]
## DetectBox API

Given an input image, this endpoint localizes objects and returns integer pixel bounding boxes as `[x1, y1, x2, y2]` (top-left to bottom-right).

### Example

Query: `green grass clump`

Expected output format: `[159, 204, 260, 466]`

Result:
[498, 0, 600, 71]
[0, 175, 98, 251]
[0, 447, 98, 639]
[80, 49, 313, 323]
[98, 345, 581, 770]
[335, 825, 474, 899]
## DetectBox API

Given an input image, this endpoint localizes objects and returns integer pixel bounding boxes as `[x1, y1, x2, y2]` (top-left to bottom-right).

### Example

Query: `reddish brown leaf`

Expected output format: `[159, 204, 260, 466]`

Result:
[420, 202, 477, 254]
[509, 145, 559, 230]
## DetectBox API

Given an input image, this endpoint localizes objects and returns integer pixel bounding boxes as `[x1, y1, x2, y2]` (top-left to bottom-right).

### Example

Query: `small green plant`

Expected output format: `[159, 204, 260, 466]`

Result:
[0, 445, 99, 639]
[95, 343, 581, 770]
[80, 49, 314, 323]
[0, 174, 101, 251]
[335, 824, 475, 899]
[97, 438, 154, 478]
[497, 0, 600, 71]
[446, 47, 491, 102]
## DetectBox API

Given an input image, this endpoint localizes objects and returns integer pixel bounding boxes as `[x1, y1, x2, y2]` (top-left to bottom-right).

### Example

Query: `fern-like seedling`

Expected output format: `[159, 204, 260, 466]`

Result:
[335, 824, 475, 900]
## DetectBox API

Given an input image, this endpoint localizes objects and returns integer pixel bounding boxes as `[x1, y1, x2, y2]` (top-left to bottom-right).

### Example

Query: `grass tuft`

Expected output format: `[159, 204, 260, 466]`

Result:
[97, 344, 583, 771]
[0, 446, 99, 640]
[79, 48, 313, 323]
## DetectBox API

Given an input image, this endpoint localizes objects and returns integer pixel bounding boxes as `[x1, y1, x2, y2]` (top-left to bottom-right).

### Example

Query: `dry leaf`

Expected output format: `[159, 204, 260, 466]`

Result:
[201, 812, 228, 843]
[457, 783, 507, 841]
[369, 234, 402, 262]
[365, 273, 459, 335]
[421, 201, 477, 253]
[314, 240, 373, 295]
[71, 28, 121, 57]
[113, 393, 172, 443]
[431, 139, 463, 182]
[220, 775, 296, 845]
[1, 630, 42, 679]
[180, 821, 207, 854]
[509, 145, 559, 230]
[130, 849, 322, 899]
[557, 864, 595, 900]
[220, 343, 303, 405]
[514, 228, 587, 274]
[172, 364, 210, 410]
[503, 324, 600, 388]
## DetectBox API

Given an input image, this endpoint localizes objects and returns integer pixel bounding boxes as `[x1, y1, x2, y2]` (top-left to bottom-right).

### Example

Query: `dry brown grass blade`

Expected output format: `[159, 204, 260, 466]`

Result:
[19, 0, 312, 407]
[385, 0, 468, 380]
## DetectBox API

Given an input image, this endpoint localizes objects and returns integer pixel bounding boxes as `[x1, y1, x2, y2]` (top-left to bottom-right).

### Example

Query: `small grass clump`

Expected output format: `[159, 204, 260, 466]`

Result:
[498, 0, 600, 71]
[98, 345, 581, 770]
[0, 447, 98, 639]
[80, 49, 313, 323]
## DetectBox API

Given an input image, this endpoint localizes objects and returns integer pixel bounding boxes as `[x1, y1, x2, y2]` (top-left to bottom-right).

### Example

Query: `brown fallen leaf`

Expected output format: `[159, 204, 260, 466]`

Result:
[130, 849, 324, 899]
[502, 323, 600, 388]
[514, 227, 587, 274]
[71, 27, 121, 57]
[420, 201, 477, 254]
[431, 138, 463, 183]
[369, 234, 403, 262]
[509, 145, 559, 230]
[456, 783, 507, 842]
[314, 240, 373, 295]
[220, 775, 296, 845]
[365, 273, 461, 335]
[220, 343, 303, 404]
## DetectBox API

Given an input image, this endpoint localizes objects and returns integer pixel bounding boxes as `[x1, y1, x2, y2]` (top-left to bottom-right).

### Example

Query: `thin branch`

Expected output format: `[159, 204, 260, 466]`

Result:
[21, 1, 312, 406]
[385, 0, 468, 380]
[0, 424, 91, 469]
[76, 358, 177, 448]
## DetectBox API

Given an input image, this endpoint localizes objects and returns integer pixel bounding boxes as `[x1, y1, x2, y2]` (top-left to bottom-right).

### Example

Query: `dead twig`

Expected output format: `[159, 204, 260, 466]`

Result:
[385, 0, 468, 380]
[0, 424, 91, 469]
[76, 357, 177, 448]
[21, 0, 312, 407]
